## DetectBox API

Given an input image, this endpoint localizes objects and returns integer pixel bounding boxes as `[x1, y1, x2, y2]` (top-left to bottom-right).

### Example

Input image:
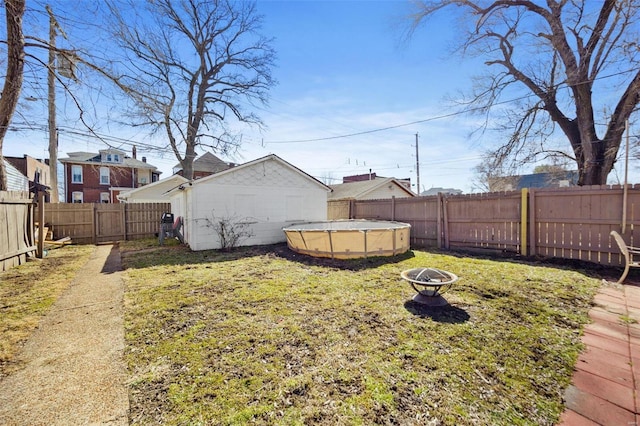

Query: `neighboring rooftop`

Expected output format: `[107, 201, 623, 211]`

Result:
[329, 177, 416, 201]
[421, 187, 463, 196]
[489, 170, 579, 191]
[172, 152, 234, 177]
[59, 149, 159, 171]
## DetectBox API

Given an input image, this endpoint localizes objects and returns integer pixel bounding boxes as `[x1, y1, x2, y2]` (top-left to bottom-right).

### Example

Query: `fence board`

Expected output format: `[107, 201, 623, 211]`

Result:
[44, 202, 170, 244]
[327, 200, 350, 220]
[126, 203, 172, 238]
[347, 185, 640, 267]
[0, 191, 34, 271]
[19, 185, 640, 270]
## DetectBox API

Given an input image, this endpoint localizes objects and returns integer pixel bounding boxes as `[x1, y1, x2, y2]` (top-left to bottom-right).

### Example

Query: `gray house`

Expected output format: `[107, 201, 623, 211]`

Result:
[489, 171, 579, 192]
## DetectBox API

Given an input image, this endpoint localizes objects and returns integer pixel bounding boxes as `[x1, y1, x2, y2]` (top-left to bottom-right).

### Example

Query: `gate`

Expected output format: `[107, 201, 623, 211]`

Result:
[95, 204, 125, 243]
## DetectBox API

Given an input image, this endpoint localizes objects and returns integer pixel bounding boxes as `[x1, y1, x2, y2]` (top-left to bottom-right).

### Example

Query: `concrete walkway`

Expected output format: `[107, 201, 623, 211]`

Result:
[559, 281, 640, 425]
[0, 244, 128, 425]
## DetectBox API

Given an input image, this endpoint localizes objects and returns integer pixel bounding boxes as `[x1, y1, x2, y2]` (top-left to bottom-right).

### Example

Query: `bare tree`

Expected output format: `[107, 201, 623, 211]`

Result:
[105, 0, 275, 179]
[471, 154, 515, 192]
[410, 0, 640, 186]
[0, 0, 25, 191]
[1, 2, 110, 197]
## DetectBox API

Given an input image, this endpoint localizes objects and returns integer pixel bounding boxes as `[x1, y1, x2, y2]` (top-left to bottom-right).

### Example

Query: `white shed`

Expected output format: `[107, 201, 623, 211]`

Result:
[169, 154, 331, 251]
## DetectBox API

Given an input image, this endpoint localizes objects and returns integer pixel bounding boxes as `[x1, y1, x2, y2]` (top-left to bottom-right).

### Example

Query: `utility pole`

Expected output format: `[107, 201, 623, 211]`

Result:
[415, 133, 420, 195]
[46, 5, 64, 203]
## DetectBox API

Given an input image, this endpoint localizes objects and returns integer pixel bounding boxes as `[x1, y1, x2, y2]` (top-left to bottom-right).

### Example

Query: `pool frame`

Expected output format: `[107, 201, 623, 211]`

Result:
[283, 220, 411, 259]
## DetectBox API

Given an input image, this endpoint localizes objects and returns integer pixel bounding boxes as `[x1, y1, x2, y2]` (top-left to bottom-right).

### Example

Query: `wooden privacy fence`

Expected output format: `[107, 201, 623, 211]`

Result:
[0, 191, 35, 271]
[44, 202, 171, 244]
[328, 185, 640, 267]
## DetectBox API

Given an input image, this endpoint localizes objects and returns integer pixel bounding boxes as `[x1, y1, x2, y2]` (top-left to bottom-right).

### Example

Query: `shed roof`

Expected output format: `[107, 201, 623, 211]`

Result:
[328, 177, 415, 200]
[169, 154, 331, 193]
[118, 175, 188, 201]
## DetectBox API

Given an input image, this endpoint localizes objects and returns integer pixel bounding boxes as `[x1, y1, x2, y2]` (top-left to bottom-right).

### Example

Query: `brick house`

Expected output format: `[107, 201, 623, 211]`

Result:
[59, 148, 161, 203]
[5, 154, 51, 200]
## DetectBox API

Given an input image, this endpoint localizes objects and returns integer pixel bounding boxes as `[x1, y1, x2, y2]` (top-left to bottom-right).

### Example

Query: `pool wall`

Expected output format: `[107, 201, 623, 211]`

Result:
[283, 220, 411, 259]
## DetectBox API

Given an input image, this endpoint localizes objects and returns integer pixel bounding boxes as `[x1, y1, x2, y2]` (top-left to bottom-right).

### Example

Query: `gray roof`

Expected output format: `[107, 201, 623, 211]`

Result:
[421, 187, 463, 196]
[173, 152, 231, 174]
[518, 171, 579, 188]
[59, 151, 158, 170]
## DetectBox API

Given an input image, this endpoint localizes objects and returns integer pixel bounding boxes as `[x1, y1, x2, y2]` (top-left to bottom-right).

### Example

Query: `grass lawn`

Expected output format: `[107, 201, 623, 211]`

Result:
[121, 240, 604, 426]
[0, 244, 95, 375]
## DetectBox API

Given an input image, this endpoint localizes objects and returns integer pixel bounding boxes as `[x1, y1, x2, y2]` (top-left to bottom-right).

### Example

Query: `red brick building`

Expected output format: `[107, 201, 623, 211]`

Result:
[59, 148, 161, 203]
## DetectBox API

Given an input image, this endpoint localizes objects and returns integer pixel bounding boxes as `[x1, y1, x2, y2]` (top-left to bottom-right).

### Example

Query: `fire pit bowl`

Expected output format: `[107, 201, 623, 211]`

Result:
[400, 267, 458, 306]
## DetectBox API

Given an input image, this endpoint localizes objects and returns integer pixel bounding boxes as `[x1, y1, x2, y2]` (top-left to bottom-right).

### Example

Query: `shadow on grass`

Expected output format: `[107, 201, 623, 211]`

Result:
[403, 300, 470, 324]
[434, 246, 625, 283]
[271, 244, 416, 271]
[121, 242, 416, 271]
[120, 239, 631, 283]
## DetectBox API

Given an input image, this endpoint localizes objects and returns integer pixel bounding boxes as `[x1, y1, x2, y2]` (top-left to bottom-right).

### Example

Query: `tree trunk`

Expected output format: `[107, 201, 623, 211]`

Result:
[182, 144, 197, 180]
[0, 0, 26, 191]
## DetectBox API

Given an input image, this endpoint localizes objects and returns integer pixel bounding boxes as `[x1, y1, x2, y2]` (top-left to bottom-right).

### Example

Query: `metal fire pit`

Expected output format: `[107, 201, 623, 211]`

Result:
[400, 267, 458, 306]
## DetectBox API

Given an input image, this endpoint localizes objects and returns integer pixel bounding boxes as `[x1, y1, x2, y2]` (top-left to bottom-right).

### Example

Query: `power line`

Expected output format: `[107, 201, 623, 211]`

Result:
[264, 67, 640, 144]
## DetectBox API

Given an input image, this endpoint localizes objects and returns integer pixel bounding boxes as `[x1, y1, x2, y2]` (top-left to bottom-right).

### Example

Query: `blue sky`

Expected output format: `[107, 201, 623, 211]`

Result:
[3, 0, 490, 193]
[232, 0, 484, 192]
[5, 1, 634, 192]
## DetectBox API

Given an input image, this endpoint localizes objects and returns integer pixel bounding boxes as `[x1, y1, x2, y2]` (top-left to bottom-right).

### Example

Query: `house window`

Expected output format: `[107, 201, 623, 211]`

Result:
[113, 154, 120, 163]
[139, 177, 148, 185]
[106, 153, 112, 162]
[72, 165, 82, 183]
[100, 192, 110, 203]
[100, 167, 110, 185]
[72, 191, 83, 203]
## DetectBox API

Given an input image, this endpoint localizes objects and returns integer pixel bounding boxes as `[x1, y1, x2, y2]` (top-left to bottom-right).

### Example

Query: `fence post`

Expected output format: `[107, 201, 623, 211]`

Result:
[520, 188, 528, 256]
[436, 194, 441, 248]
[122, 204, 127, 241]
[37, 192, 45, 258]
[92, 203, 97, 244]
[529, 188, 536, 256]
[391, 196, 395, 221]
[442, 193, 450, 249]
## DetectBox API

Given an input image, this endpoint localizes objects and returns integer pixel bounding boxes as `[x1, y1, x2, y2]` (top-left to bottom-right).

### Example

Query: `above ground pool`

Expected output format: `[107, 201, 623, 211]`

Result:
[283, 220, 411, 259]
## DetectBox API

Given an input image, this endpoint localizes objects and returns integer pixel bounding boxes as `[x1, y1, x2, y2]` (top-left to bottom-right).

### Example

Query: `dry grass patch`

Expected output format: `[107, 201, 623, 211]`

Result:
[0, 245, 95, 374]
[121, 242, 602, 425]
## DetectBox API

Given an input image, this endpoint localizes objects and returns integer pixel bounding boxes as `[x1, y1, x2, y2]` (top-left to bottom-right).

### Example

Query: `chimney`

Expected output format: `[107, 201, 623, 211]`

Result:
[142, 156, 147, 163]
[132, 146, 137, 159]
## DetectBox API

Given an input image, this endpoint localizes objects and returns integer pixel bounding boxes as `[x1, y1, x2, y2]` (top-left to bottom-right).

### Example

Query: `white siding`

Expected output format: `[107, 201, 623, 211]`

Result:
[175, 157, 328, 251]
[5, 161, 28, 191]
